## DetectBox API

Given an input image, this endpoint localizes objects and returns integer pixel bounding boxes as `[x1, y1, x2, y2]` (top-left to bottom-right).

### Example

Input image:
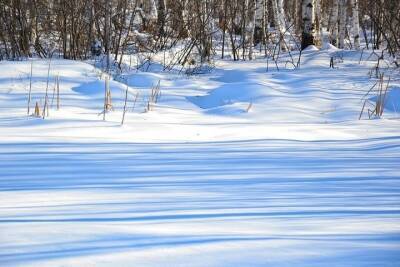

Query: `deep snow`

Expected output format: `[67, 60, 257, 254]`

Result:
[0, 48, 400, 266]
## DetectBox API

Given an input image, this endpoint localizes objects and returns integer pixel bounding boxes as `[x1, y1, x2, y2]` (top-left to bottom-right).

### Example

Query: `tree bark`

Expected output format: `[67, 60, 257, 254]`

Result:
[330, 0, 339, 46]
[350, 0, 360, 50]
[157, 0, 167, 37]
[148, 0, 158, 22]
[315, 0, 323, 45]
[247, 0, 257, 60]
[276, 0, 286, 30]
[338, 0, 346, 49]
[272, 0, 287, 51]
[301, 0, 315, 50]
[104, 0, 111, 71]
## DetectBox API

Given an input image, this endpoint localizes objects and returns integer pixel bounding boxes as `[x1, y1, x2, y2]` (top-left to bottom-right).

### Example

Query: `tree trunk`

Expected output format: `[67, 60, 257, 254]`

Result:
[293, 0, 302, 34]
[301, 0, 315, 50]
[350, 0, 360, 50]
[104, 0, 111, 71]
[241, 0, 248, 59]
[330, 0, 339, 46]
[87, 0, 95, 58]
[247, 0, 257, 60]
[157, 0, 167, 37]
[276, 0, 286, 30]
[221, 0, 227, 59]
[272, 0, 287, 51]
[338, 0, 346, 49]
[148, 0, 158, 22]
[260, 0, 269, 55]
[314, 0, 323, 46]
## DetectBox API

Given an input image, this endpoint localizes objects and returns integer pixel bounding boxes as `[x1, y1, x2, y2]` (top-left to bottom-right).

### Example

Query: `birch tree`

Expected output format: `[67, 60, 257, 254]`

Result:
[157, 0, 167, 37]
[148, 0, 158, 22]
[314, 0, 323, 45]
[272, 0, 287, 51]
[301, 0, 316, 50]
[258, 0, 269, 54]
[276, 0, 286, 30]
[350, 0, 360, 50]
[105, 0, 111, 71]
[330, 0, 339, 46]
[338, 0, 346, 49]
[293, 0, 302, 34]
[247, 0, 257, 59]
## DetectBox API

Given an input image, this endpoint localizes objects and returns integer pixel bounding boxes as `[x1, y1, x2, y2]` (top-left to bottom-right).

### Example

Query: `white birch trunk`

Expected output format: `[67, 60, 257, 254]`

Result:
[241, 0, 249, 59]
[272, 0, 287, 51]
[301, 0, 315, 50]
[276, 0, 286, 30]
[293, 0, 301, 34]
[148, 0, 158, 22]
[255, 0, 264, 27]
[338, 0, 346, 49]
[271, 0, 280, 31]
[105, 0, 111, 72]
[330, 0, 339, 46]
[248, 0, 257, 60]
[258, 0, 268, 54]
[314, 0, 323, 45]
[201, 0, 213, 62]
[350, 0, 360, 50]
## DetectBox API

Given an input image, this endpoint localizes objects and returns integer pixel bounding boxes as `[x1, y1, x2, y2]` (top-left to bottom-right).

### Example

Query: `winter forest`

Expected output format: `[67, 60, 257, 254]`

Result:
[1, 1, 399, 64]
[1, 0, 400, 266]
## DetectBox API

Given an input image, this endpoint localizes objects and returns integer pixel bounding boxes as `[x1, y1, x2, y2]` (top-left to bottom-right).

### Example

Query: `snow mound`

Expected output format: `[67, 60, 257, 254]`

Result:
[211, 69, 250, 83]
[138, 61, 165, 72]
[126, 72, 162, 88]
[205, 102, 251, 116]
[322, 43, 339, 51]
[187, 83, 265, 109]
[72, 80, 104, 96]
[303, 45, 319, 52]
[72, 79, 126, 96]
[383, 88, 400, 113]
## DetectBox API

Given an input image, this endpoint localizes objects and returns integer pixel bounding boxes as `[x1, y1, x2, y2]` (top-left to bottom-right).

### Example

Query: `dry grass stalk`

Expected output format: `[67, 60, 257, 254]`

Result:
[375, 74, 384, 116]
[106, 89, 112, 110]
[51, 75, 57, 107]
[56, 75, 60, 110]
[34, 102, 40, 117]
[376, 75, 391, 117]
[103, 77, 108, 120]
[132, 92, 139, 111]
[359, 100, 367, 120]
[246, 102, 253, 113]
[50, 74, 60, 110]
[103, 77, 113, 120]
[146, 80, 161, 112]
[360, 73, 391, 120]
[27, 62, 33, 115]
[42, 60, 51, 119]
[121, 84, 129, 125]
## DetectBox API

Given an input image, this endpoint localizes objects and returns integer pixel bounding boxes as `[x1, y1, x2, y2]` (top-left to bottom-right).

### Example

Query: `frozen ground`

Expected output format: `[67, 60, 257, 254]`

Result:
[0, 48, 400, 266]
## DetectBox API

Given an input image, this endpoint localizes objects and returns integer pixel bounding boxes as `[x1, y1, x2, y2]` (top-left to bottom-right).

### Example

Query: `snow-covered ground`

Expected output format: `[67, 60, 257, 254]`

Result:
[1, 48, 400, 266]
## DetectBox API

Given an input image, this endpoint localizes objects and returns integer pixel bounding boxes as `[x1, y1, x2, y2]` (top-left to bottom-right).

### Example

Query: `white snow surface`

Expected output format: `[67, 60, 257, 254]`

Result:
[1, 50, 400, 266]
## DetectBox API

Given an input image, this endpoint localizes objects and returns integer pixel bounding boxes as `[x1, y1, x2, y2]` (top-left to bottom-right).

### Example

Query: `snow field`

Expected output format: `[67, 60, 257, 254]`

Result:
[0, 48, 400, 266]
